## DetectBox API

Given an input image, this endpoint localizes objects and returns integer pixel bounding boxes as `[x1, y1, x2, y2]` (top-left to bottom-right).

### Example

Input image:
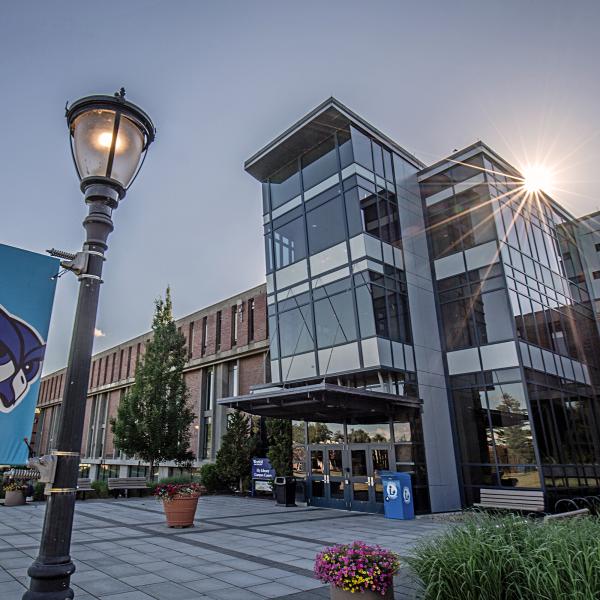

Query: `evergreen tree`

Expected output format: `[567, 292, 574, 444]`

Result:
[266, 418, 293, 477]
[215, 410, 256, 492]
[111, 288, 194, 477]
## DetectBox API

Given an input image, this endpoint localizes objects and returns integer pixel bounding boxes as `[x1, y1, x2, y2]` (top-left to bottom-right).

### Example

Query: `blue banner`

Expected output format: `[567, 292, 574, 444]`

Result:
[0, 244, 58, 465]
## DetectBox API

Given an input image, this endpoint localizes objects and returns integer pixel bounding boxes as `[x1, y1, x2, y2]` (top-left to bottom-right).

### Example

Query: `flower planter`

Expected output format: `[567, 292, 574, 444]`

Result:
[4, 490, 26, 507]
[330, 584, 394, 599]
[162, 494, 199, 528]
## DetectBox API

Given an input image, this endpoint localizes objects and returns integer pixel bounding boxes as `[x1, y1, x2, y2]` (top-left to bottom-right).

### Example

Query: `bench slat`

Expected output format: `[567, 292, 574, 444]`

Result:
[475, 488, 545, 512]
[107, 477, 148, 490]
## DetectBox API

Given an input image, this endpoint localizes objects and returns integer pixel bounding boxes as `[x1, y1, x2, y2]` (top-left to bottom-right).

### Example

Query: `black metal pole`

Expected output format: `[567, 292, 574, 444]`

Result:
[24, 194, 115, 600]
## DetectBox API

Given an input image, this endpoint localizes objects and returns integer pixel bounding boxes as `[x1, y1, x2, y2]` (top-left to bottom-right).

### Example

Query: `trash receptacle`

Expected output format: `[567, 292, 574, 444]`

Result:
[274, 476, 297, 507]
[380, 471, 414, 520]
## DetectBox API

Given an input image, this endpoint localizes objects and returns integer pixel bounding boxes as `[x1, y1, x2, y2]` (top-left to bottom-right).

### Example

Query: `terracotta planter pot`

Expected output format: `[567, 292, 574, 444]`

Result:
[4, 490, 26, 507]
[330, 584, 394, 600]
[162, 494, 199, 528]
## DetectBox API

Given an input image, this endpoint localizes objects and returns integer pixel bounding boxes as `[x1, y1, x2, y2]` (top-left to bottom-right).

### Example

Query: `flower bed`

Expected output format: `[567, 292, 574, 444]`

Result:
[315, 541, 400, 596]
[152, 482, 203, 502]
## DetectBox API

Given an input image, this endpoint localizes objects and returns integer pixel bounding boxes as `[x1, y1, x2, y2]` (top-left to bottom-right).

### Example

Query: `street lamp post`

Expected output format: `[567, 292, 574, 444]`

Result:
[24, 89, 155, 600]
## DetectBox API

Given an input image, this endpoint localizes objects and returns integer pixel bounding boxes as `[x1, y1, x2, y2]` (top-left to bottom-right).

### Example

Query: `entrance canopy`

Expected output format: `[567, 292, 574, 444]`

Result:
[218, 382, 422, 423]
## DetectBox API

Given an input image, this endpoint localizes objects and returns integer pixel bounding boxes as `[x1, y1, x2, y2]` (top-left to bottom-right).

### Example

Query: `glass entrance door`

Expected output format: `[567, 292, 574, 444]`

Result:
[348, 444, 391, 512]
[307, 444, 392, 512]
[308, 445, 348, 509]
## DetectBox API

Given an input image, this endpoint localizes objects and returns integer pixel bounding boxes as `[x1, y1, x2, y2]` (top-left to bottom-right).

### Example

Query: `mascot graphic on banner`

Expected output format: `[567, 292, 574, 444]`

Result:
[0, 305, 46, 414]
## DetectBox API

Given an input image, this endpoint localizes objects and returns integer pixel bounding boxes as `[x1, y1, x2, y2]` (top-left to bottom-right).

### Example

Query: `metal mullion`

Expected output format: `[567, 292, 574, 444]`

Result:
[298, 155, 320, 377]
[335, 130, 364, 370]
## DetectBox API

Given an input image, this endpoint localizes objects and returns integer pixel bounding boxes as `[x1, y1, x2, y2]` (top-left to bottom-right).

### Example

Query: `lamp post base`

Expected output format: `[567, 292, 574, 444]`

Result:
[24, 559, 76, 600]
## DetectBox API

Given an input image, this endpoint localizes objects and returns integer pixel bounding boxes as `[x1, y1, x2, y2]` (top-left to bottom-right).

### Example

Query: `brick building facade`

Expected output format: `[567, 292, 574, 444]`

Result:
[31, 284, 268, 481]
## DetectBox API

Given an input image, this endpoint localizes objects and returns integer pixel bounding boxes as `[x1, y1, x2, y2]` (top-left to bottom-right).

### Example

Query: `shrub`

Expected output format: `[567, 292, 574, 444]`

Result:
[408, 514, 600, 600]
[158, 475, 199, 485]
[199, 463, 222, 493]
[91, 480, 109, 499]
[314, 541, 400, 595]
[33, 482, 46, 501]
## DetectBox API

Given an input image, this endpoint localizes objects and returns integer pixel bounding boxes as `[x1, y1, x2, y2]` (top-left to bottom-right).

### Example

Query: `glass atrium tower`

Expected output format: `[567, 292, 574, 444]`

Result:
[223, 98, 600, 513]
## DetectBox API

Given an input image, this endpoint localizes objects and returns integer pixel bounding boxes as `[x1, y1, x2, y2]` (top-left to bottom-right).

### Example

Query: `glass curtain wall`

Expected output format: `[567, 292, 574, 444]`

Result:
[423, 151, 600, 505]
[263, 124, 417, 382]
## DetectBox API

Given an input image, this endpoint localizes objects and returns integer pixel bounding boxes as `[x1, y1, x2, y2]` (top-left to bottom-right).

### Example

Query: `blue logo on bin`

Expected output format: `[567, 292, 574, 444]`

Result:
[386, 481, 398, 500]
[402, 486, 411, 504]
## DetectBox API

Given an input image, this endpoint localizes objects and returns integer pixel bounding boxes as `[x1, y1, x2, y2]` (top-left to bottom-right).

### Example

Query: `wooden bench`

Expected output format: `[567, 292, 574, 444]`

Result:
[544, 508, 589, 521]
[77, 478, 93, 500]
[107, 477, 148, 497]
[473, 489, 545, 513]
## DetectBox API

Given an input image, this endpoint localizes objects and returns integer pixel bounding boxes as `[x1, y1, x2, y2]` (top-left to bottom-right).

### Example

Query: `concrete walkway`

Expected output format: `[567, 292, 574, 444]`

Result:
[0, 496, 448, 599]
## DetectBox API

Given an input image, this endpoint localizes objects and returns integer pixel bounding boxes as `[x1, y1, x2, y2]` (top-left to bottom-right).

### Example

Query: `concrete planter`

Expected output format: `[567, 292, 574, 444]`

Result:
[330, 584, 394, 599]
[4, 490, 26, 507]
[162, 494, 199, 528]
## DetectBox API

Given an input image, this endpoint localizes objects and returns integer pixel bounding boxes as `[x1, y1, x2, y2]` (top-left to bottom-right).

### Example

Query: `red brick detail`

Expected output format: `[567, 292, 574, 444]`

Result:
[252, 293, 268, 342]
[238, 354, 267, 395]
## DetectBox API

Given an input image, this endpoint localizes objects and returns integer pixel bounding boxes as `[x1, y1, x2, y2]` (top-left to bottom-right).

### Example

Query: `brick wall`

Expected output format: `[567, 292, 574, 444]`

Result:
[238, 354, 267, 395]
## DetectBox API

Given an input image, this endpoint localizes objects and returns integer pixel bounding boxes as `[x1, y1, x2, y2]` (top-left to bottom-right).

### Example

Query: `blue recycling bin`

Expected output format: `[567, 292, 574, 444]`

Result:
[380, 471, 414, 520]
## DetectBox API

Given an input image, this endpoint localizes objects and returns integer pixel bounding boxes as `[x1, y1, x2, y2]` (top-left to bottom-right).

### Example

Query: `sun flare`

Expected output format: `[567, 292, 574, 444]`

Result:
[522, 164, 554, 194]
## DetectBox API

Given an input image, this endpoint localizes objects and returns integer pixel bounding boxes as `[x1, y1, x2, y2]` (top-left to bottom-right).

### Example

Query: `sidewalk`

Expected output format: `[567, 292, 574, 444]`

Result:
[0, 496, 447, 599]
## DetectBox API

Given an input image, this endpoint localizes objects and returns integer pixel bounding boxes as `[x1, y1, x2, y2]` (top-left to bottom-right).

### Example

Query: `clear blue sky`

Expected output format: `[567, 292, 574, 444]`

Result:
[2, 0, 599, 373]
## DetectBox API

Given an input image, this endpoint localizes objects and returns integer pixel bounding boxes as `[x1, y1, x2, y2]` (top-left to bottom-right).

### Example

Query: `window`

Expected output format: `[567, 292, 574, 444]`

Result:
[97, 464, 119, 481]
[231, 306, 238, 346]
[128, 465, 148, 478]
[307, 195, 346, 254]
[96, 357, 102, 387]
[351, 126, 373, 171]
[126, 346, 132, 378]
[439, 276, 512, 350]
[135, 343, 141, 369]
[201, 316, 208, 356]
[215, 311, 222, 351]
[227, 362, 238, 397]
[595, 243, 600, 252]
[278, 305, 314, 357]
[274, 211, 306, 269]
[118, 349, 124, 380]
[203, 367, 214, 411]
[354, 269, 411, 344]
[248, 298, 255, 341]
[338, 128, 353, 169]
[314, 290, 357, 349]
[427, 185, 496, 259]
[593, 270, 600, 280]
[188, 321, 194, 358]
[302, 136, 337, 191]
[201, 416, 212, 459]
[86, 394, 108, 458]
[110, 352, 116, 383]
[269, 159, 300, 210]
[347, 423, 391, 443]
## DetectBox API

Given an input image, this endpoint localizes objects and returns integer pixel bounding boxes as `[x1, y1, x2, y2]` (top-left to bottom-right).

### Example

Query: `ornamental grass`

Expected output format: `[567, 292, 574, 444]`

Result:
[314, 540, 400, 595]
[408, 513, 600, 600]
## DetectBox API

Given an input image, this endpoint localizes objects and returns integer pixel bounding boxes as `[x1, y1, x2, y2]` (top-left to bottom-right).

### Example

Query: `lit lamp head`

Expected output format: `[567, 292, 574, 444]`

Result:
[65, 88, 155, 206]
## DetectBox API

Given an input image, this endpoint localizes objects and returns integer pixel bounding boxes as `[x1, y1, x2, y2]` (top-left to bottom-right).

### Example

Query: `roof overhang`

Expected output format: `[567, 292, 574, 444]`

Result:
[218, 382, 422, 422]
[244, 97, 425, 182]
